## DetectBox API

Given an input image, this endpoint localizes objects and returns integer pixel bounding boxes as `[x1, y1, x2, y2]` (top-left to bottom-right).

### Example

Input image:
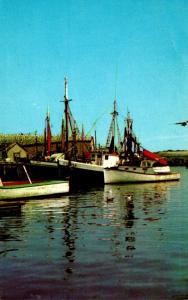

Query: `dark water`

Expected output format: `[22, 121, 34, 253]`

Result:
[0, 167, 188, 300]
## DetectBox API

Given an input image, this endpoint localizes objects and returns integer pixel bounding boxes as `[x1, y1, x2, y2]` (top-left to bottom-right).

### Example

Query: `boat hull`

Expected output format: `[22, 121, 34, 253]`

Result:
[0, 181, 69, 200]
[30, 159, 104, 185]
[29, 161, 67, 180]
[59, 159, 104, 185]
[104, 168, 180, 184]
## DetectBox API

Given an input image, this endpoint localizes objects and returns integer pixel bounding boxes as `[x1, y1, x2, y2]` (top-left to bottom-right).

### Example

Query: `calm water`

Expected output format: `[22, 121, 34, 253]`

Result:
[0, 167, 188, 300]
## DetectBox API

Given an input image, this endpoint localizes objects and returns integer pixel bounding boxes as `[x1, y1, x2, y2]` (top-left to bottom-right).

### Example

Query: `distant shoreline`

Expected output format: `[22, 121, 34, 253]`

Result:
[157, 151, 188, 166]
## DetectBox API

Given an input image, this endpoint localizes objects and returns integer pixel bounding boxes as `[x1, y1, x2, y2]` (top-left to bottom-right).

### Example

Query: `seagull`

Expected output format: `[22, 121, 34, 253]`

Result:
[126, 194, 133, 201]
[106, 189, 114, 202]
[125, 194, 134, 209]
[174, 121, 188, 127]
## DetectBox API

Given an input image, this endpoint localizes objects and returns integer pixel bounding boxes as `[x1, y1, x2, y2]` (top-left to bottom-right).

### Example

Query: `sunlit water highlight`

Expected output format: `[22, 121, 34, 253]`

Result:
[0, 167, 188, 299]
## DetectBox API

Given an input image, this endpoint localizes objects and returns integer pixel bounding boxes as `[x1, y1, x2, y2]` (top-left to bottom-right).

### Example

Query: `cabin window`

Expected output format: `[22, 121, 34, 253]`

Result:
[97, 154, 102, 158]
[105, 155, 109, 160]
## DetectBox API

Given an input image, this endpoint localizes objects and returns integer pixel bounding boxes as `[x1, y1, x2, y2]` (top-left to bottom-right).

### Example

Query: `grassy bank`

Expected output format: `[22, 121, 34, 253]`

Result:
[0, 133, 61, 145]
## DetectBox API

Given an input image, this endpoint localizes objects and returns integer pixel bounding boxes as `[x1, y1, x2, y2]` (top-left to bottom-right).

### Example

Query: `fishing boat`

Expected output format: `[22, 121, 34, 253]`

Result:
[103, 112, 181, 184]
[0, 180, 69, 200]
[58, 151, 119, 184]
[104, 160, 180, 184]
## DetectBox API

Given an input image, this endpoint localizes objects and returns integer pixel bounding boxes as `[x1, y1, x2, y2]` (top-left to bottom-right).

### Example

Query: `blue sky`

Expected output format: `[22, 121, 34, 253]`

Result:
[1, 0, 188, 151]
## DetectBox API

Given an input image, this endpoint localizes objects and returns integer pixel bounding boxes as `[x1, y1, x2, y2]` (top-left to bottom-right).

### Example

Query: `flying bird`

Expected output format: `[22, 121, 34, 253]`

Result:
[174, 121, 188, 127]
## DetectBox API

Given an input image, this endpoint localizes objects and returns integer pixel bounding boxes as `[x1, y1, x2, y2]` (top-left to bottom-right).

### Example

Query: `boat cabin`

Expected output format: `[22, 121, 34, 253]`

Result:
[91, 152, 119, 168]
[140, 159, 171, 174]
[140, 160, 158, 168]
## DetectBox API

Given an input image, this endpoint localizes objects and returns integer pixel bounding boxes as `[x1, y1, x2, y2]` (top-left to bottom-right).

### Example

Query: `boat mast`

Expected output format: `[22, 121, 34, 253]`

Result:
[126, 111, 133, 136]
[64, 77, 69, 157]
[44, 109, 51, 157]
[61, 118, 65, 152]
[61, 77, 80, 159]
[46, 110, 51, 156]
[94, 129, 97, 150]
[106, 98, 121, 152]
[124, 111, 133, 155]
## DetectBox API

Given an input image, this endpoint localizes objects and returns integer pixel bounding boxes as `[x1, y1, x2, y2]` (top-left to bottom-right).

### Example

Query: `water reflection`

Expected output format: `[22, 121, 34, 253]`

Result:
[62, 200, 78, 278]
[0, 178, 184, 299]
[103, 181, 180, 258]
[23, 196, 78, 279]
[0, 197, 70, 255]
[0, 202, 23, 243]
[0, 202, 23, 219]
[22, 197, 70, 210]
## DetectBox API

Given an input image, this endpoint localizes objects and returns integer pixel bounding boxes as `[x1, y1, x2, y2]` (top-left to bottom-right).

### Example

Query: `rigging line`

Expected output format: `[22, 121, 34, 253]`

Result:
[85, 109, 109, 137]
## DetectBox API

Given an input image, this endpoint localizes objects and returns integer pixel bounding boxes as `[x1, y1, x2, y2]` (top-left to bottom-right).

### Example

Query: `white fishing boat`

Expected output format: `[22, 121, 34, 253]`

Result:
[0, 180, 69, 200]
[104, 159, 180, 184]
[103, 111, 181, 184]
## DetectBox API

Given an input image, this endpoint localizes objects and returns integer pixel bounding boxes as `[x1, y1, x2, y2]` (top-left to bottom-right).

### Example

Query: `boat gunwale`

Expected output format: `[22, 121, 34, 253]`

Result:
[104, 167, 180, 177]
[0, 180, 69, 189]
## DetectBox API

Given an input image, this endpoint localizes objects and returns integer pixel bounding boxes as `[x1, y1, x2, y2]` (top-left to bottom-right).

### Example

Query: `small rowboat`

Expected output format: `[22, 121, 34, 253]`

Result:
[0, 180, 69, 200]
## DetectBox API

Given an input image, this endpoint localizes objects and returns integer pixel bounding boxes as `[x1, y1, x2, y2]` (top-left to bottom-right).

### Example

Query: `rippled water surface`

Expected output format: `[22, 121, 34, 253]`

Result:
[0, 167, 188, 299]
